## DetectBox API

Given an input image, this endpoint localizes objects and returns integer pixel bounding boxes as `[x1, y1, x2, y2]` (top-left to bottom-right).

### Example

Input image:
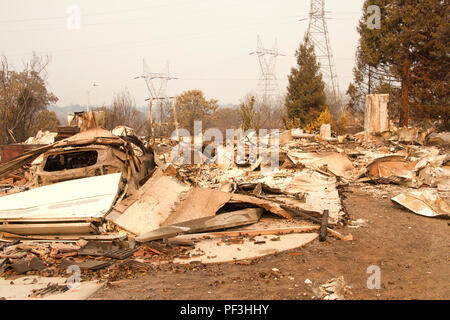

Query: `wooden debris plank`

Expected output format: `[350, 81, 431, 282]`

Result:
[105, 248, 138, 260]
[0, 232, 126, 241]
[229, 194, 293, 219]
[327, 228, 353, 241]
[61, 259, 111, 271]
[173, 225, 352, 241]
[0, 222, 98, 235]
[173, 226, 320, 239]
[280, 205, 325, 226]
[136, 208, 264, 242]
[146, 247, 164, 255]
[167, 239, 195, 247]
[319, 209, 329, 242]
[11, 257, 46, 274]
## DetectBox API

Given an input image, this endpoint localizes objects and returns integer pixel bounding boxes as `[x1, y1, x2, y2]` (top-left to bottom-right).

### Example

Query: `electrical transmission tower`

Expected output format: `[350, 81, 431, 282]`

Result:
[135, 60, 177, 137]
[306, 0, 341, 110]
[250, 36, 284, 105]
[137, 59, 176, 103]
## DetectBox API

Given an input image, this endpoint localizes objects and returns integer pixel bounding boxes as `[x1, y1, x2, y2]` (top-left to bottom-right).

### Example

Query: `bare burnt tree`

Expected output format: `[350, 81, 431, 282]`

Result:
[0, 53, 58, 144]
[102, 89, 147, 136]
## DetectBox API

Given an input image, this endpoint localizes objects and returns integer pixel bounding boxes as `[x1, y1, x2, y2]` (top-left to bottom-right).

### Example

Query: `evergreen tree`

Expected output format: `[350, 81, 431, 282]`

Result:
[355, 0, 449, 127]
[347, 46, 396, 114]
[285, 36, 327, 127]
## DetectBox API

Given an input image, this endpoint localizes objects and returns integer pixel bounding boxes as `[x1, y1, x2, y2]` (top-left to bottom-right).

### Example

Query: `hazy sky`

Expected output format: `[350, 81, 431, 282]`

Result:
[0, 0, 364, 107]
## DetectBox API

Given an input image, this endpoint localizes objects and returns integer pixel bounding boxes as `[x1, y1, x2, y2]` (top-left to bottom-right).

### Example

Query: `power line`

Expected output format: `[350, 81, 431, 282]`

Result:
[0, 0, 210, 24]
[2, 12, 301, 33]
[3, 15, 301, 57]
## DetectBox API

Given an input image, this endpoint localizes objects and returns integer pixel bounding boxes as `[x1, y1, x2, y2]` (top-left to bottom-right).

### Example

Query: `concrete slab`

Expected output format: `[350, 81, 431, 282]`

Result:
[0, 276, 104, 300]
[173, 233, 318, 264]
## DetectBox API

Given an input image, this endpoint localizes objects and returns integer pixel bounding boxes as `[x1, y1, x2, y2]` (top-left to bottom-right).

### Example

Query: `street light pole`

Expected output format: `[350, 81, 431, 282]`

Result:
[87, 83, 99, 112]
[145, 97, 154, 138]
[145, 96, 173, 138]
[172, 96, 179, 141]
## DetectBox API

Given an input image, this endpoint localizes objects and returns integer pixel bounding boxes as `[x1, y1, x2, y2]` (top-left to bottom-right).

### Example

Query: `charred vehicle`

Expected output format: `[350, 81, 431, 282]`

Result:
[26, 127, 155, 193]
[0, 127, 155, 235]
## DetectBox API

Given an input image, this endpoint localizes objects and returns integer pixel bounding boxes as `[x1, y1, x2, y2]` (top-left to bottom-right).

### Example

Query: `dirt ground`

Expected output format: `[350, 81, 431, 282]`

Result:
[90, 185, 450, 300]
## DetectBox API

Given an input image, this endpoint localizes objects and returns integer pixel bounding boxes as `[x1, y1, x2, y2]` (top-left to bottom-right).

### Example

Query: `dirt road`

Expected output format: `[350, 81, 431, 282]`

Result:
[90, 185, 450, 300]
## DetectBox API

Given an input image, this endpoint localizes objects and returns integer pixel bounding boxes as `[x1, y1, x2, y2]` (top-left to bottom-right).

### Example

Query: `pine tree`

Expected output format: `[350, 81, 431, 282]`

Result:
[285, 36, 327, 127]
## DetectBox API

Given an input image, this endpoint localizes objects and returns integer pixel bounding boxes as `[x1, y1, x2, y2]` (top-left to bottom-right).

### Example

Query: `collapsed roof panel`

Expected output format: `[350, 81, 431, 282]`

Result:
[0, 173, 122, 223]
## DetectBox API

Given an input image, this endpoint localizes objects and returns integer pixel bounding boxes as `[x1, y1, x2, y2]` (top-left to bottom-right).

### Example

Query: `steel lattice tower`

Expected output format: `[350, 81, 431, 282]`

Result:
[306, 0, 341, 109]
[136, 60, 177, 136]
[250, 36, 284, 105]
[138, 59, 176, 103]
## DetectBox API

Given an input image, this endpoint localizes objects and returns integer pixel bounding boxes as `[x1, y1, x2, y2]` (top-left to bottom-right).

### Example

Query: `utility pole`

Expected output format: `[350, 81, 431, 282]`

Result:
[306, 0, 341, 111]
[135, 60, 177, 138]
[166, 96, 179, 141]
[86, 83, 99, 112]
[250, 36, 284, 107]
[144, 97, 170, 138]
[145, 97, 154, 137]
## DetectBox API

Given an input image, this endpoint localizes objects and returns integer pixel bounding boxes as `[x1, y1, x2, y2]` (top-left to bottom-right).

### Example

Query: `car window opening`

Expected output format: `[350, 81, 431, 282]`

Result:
[43, 151, 98, 172]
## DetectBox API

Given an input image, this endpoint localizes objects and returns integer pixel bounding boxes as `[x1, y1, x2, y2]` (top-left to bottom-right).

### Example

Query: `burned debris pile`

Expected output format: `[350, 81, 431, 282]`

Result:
[0, 105, 448, 299]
